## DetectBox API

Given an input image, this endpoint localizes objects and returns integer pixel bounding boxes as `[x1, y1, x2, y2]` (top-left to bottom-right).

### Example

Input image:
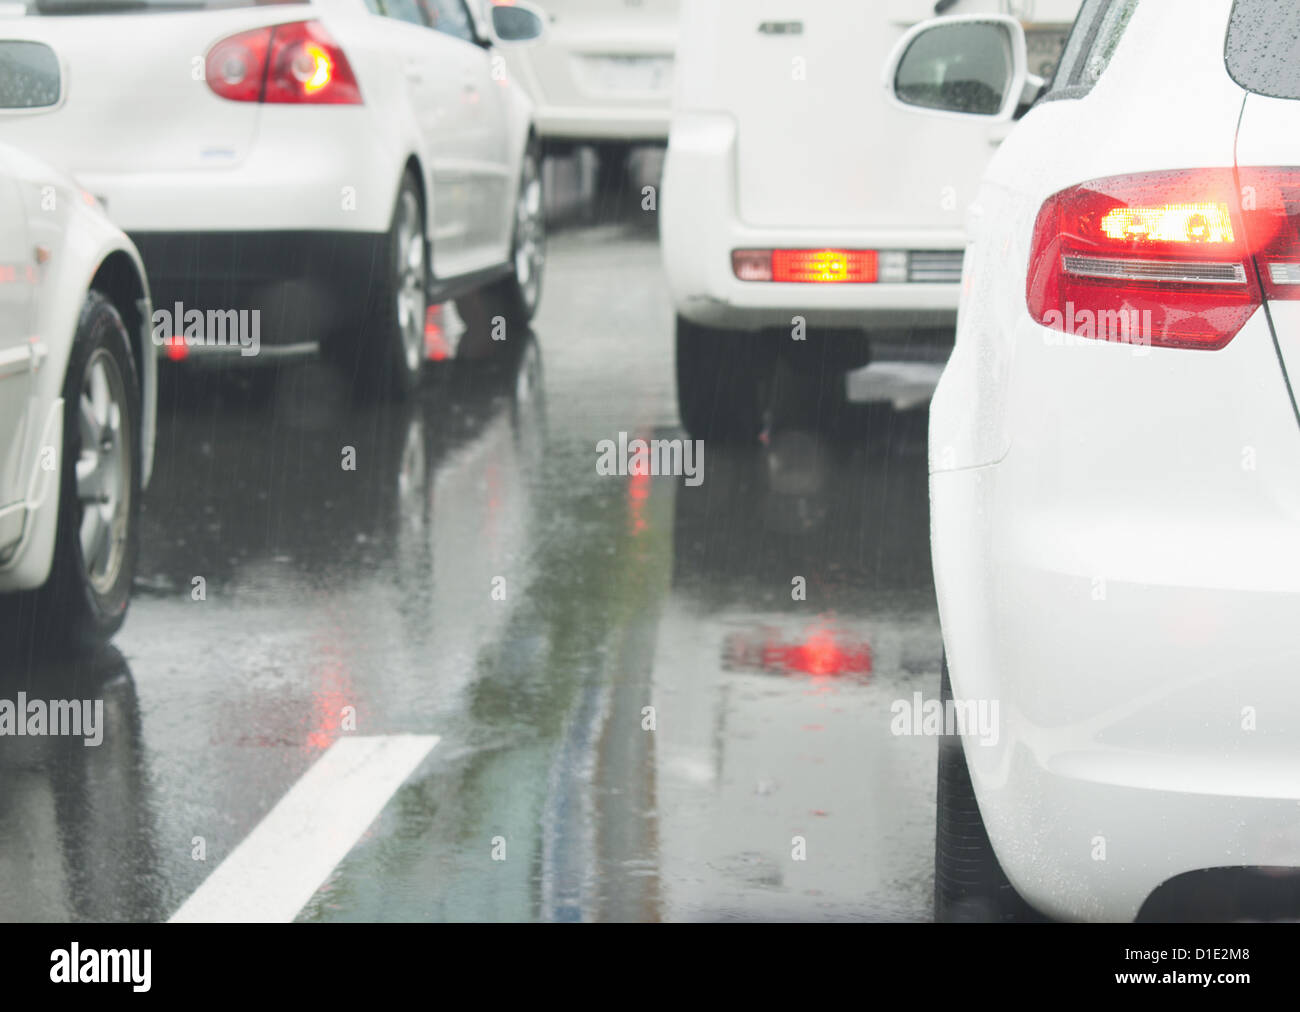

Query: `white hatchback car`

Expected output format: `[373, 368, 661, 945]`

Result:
[0, 0, 548, 395]
[895, 0, 1300, 921]
[660, 0, 1080, 440]
[0, 141, 155, 649]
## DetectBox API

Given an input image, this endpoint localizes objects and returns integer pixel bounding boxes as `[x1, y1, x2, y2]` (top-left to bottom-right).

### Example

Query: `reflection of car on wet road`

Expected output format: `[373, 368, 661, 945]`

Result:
[0, 142, 155, 648]
[0, 0, 548, 395]
[660, 0, 1078, 440]
[906, 0, 1300, 921]
[0, 648, 162, 921]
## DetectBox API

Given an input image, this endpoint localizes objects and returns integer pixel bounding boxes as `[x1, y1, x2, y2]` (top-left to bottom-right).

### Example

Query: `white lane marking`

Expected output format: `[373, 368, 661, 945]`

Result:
[169, 734, 439, 923]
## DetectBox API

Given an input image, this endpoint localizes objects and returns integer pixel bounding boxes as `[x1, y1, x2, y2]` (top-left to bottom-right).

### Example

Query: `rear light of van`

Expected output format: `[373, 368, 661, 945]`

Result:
[733, 249, 880, 283]
[1026, 168, 1300, 350]
[206, 21, 362, 105]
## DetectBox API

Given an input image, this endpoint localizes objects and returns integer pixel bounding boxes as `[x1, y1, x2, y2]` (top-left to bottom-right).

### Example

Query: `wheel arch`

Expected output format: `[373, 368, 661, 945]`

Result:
[401, 154, 430, 246]
[89, 249, 156, 488]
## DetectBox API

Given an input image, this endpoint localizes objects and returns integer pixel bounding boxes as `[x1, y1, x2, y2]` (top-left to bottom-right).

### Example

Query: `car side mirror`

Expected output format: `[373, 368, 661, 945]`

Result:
[486, 0, 548, 46]
[883, 14, 1031, 123]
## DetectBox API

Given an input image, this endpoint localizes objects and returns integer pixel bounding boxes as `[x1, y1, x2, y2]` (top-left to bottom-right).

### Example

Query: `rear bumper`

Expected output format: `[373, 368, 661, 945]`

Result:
[72, 107, 397, 234]
[671, 285, 960, 333]
[939, 464, 1300, 921]
[930, 313, 1300, 920]
[535, 106, 670, 142]
[661, 113, 963, 332]
[132, 230, 386, 353]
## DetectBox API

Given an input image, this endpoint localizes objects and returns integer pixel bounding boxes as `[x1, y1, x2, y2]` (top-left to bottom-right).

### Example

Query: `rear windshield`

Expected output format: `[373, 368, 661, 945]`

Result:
[1225, 0, 1300, 100]
[26, 0, 304, 13]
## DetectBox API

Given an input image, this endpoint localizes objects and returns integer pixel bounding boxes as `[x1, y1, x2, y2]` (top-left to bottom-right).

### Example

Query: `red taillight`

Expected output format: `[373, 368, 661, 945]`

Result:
[205, 21, 361, 105]
[206, 26, 271, 102]
[1027, 169, 1267, 350]
[733, 248, 879, 283]
[1238, 168, 1300, 303]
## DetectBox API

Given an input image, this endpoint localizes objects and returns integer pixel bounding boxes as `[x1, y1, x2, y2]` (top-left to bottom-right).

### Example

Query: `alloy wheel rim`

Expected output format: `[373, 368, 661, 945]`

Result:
[395, 189, 426, 374]
[514, 154, 545, 311]
[76, 347, 132, 596]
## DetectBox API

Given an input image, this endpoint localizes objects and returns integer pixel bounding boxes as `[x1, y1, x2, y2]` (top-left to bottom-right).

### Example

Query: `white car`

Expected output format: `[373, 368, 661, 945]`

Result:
[894, 0, 1300, 921]
[0, 0, 549, 395]
[660, 0, 1079, 439]
[0, 141, 155, 647]
[486, 0, 678, 168]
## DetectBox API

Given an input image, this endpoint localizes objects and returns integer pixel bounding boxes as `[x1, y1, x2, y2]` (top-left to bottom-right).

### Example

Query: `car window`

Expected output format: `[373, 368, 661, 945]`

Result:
[1078, 0, 1138, 87]
[1042, 0, 1104, 95]
[1041, 0, 1137, 101]
[1226, 0, 1300, 101]
[427, 0, 477, 43]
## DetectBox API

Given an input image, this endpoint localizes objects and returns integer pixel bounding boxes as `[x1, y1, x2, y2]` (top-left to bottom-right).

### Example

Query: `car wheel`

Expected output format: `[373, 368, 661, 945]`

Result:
[675, 315, 772, 442]
[934, 655, 1044, 922]
[30, 291, 141, 651]
[331, 170, 426, 398]
[456, 140, 545, 359]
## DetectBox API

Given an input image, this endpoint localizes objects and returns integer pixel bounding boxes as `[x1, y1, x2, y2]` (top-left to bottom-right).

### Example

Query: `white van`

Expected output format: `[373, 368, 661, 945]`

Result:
[490, 0, 679, 173]
[661, 0, 1081, 439]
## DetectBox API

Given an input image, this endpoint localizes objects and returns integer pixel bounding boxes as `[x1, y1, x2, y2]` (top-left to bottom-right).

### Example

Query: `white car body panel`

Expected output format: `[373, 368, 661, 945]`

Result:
[0, 142, 155, 593]
[931, 0, 1300, 920]
[661, 0, 1081, 333]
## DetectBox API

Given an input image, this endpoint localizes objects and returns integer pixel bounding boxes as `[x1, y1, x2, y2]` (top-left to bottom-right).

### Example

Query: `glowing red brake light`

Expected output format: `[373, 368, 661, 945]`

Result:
[1238, 167, 1300, 303]
[1026, 169, 1262, 350]
[733, 249, 879, 283]
[1022, 168, 1300, 351]
[205, 21, 361, 105]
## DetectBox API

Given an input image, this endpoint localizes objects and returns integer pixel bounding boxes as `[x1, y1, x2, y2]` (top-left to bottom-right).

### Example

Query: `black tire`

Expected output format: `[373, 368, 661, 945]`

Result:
[457, 140, 545, 359]
[593, 140, 630, 193]
[934, 656, 1043, 922]
[10, 291, 142, 653]
[329, 170, 427, 399]
[675, 316, 772, 442]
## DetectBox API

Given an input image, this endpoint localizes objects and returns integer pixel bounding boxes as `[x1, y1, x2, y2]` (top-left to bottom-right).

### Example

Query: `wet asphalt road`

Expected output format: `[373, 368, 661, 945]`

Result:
[2, 153, 944, 922]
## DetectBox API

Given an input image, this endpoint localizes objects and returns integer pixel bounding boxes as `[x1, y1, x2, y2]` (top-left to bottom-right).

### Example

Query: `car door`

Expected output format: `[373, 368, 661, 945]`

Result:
[426, 0, 513, 270]
[364, 0, 476, 273]
[0, 154, 34, 528]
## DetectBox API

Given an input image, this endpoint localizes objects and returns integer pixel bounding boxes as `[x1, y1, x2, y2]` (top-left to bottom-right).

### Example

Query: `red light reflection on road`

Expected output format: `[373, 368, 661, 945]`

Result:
[424, 304, 450, 361]
[723, 624, 872, 679]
